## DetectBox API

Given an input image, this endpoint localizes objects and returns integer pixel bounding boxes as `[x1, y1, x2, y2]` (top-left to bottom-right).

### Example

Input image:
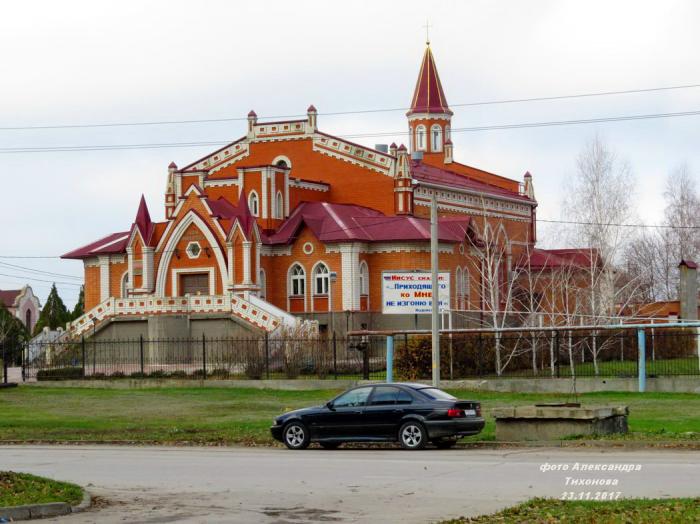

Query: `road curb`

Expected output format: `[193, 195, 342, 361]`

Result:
[0, 439, 697, 450]
[0, 490, 90, 521]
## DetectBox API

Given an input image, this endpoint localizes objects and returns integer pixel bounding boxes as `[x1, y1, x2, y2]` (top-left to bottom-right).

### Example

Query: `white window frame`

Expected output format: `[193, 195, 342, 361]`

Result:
[248, 191, 259, 217]
[312, 262, 330, 296]
[431, 124, 443, 152]
[416, 125, 427, 151]
[289, 263, 306, 297]
[275, 191, 284, 219]
[359, 261, 369, 296]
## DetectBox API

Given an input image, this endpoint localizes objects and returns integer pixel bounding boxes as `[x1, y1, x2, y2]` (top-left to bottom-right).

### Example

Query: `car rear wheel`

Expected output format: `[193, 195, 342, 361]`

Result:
[399, 421, 426, 450]
[433, 438, 457, 449]
[319, 442, 341, 450]
[283, 421, 310, 450]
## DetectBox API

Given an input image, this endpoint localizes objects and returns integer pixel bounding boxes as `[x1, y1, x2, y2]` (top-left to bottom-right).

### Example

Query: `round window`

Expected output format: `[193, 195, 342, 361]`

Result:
[302, 242, 314, 255]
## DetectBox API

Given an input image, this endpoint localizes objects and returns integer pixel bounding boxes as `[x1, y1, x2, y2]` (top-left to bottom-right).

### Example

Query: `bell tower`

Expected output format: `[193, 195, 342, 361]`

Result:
[406, 43, 453, 158]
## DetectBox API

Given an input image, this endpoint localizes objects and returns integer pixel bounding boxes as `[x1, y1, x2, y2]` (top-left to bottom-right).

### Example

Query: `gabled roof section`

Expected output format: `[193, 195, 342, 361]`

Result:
[411, 160, 531, 202]
[0, 289, 21, 308]
[518, 248, 599, 271]
[133, 195, 155, 245]
[61, 232, 130, 259]
[407, 45, 452, 116]
[266, 201, 473, 245]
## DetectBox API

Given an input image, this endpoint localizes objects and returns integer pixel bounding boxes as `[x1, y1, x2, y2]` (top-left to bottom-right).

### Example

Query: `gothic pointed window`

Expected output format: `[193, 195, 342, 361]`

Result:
[275, 191, 283, 219]
[313, 263, 330, 295]
[290, 264, 305, 296]
[445, 125, 451, 141]
[259, 269, 266, 299]
[359, 261, 369, 296]
[248, 191, 259, 217]
[431, 124, 443, 152]
[416, 125, 427, 151]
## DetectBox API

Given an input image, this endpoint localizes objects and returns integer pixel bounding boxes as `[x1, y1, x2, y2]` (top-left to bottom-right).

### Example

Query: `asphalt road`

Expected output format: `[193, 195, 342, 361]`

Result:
[1, 446, 698, 523]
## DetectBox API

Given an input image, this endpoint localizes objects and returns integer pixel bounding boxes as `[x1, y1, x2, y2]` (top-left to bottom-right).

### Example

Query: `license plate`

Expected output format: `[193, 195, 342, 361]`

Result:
[463, 409, 476, 416]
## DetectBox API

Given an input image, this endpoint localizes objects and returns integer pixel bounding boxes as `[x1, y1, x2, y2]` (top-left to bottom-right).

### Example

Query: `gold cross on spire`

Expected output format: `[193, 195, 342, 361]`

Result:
[423, 19, 432, 45]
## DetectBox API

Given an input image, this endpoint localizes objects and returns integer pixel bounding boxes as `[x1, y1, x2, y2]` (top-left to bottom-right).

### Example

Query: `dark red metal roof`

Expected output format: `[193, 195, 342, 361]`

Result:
[518, 248, 599, 270]
[679, 259, 698, 269]
[62, 231, 130, 259]
[266, 201, 472, 245]
[0, 289, 21, 307]
[407, 46, 452, 116]
[411, 161, 530, 201]
[133, 195, 155, 245]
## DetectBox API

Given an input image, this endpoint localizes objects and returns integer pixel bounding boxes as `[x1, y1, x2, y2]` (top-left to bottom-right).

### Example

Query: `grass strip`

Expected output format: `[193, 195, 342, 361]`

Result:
[0, 471, 83, 507]
[441, 497, 700, 524]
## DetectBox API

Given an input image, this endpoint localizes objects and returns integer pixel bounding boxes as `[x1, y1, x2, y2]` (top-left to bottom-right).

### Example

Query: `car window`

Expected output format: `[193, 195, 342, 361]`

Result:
[369, 386, 399, 406]
[333, 387, 373, 408]
[369, 387, 414, 406]
[418, 387, 456, 400]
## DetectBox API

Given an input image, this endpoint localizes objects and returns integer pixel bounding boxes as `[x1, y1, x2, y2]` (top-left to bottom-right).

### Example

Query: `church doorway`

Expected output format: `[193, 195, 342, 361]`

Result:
[179, 273, 209, 296]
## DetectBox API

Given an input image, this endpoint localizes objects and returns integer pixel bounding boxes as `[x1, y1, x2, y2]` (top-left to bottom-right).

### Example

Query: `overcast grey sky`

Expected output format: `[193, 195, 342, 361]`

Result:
[2, 0, 699, 308]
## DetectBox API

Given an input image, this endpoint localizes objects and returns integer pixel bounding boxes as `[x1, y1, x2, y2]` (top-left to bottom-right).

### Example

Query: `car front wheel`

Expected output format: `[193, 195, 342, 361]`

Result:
[283, 421, 310, 450]
[399, 421, 427, 450]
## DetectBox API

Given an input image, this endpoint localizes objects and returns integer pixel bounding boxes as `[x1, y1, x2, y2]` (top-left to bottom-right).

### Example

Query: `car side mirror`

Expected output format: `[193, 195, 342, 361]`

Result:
[326, 401, 335, 410]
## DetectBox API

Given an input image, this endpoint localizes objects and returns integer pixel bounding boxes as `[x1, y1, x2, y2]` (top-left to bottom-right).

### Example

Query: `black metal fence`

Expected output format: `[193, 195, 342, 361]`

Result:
[394, 327, 699, 379]
[20, 334, 387, 381]
[7, 326, 699, 383]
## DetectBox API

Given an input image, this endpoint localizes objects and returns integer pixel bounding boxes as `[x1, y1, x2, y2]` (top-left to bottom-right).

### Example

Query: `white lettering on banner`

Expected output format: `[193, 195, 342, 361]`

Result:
[382, 271, 450, 314]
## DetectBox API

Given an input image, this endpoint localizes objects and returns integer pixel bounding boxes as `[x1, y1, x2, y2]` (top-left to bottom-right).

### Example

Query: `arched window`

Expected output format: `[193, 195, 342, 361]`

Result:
[275, 191, 283, 219]
[120, 271, 129, 298]
[455, 267, 463, 309]
[248, 191, 259, 216]
[289, 264, 305, 296]
[259, 269, 266, 299]
[359, 261, 369, 296]
[416, 125, 426, 151]
[445, 125, 451, 141]
[461, 267, 470, 309]
[313, 263, 330, 295]
[276, 160, 288, 168]
[431, 124, 443, 152]
[25, 309, 32, 330]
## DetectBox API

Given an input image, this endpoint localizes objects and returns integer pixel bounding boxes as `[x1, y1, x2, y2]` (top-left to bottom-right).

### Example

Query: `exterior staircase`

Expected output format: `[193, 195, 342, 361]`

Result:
[67, 293, 293, 338]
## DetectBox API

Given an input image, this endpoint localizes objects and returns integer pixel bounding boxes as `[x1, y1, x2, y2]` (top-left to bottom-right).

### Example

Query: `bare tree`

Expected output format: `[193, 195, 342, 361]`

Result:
[623, 163, 700, 301]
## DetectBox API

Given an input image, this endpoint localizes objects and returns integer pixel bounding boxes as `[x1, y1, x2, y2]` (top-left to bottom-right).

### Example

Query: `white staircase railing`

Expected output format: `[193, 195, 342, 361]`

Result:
[68, 293, 286, 337]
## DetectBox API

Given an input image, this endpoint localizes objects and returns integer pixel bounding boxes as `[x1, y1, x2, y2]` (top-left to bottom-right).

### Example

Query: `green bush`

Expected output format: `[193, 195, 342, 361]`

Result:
[36, 367, 83, 381]
[169, 370, 187, 379]
[209, 368, 230, 379]
[128, 372, 146, 379]
[190, 368, 206, 378]
[147, 370, 168, 379]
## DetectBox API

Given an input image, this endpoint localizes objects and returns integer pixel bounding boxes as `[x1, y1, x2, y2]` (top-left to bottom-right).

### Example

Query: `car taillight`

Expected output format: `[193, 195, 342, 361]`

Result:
[447, 408, 464, 418]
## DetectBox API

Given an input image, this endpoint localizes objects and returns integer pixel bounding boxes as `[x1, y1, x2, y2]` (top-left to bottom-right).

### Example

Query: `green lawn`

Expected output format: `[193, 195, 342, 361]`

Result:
[441, 497, 700, 524]
[0, 386, 698, 445]
[0, 471, 83, 507]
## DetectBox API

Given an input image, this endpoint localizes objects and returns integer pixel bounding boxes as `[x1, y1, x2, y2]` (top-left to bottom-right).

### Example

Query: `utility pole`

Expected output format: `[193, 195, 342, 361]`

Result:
[431, 190, 440, 387]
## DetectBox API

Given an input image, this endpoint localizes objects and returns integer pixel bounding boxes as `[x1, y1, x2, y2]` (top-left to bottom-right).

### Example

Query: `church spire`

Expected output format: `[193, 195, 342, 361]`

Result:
[407, 44, 452, 155]
[407, 44, 452, 117]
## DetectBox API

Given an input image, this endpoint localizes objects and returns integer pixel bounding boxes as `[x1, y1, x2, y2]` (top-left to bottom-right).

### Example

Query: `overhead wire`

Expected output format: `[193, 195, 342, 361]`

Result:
[2, 107, 700, 154]
[1, 82, 699, 131]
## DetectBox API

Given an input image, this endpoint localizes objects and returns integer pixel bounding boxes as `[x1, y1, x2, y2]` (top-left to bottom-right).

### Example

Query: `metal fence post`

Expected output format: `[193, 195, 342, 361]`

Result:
[554, 330, 561, 378]
[332, 332, 337, 380]
[202, 333, 207, 379]
[139, 335, 145, 375]
[1, 342, 7, 385]
[386, 335, 394, 383]
[81, 336, 86, 378]
[638, 328, 646, 392]
[265, 332, 270, 380]
[363, 340, 370, 380]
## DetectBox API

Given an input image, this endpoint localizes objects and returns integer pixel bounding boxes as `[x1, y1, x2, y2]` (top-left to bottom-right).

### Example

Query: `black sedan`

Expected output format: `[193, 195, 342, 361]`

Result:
[271, 383, 484, 450]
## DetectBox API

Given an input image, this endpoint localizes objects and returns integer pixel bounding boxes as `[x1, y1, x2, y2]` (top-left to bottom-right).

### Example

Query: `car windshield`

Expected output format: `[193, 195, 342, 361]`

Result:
[418, 387, 456, 400]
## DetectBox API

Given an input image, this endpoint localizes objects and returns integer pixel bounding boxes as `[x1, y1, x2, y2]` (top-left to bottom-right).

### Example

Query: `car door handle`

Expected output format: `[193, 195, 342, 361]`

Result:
[392, 409, 404, 414]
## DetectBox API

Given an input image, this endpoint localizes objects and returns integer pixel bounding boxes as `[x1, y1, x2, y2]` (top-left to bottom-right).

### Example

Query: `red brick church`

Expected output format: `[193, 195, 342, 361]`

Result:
[63, 44, 548, 338]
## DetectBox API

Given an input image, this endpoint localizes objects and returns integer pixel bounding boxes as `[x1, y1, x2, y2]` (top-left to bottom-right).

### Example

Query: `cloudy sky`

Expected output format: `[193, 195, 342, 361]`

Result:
[2, 0, 699, 308]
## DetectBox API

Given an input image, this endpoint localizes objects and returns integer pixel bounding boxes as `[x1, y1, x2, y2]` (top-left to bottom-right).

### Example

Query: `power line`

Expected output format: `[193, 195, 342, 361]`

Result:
[1, 214, 699, 262]
[538, 219, 700, 230]
[2, 107, 700, 154]
[0, 271, 83, 287]
[2, 82, 699, 131]
[0, 261, 83, 280]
